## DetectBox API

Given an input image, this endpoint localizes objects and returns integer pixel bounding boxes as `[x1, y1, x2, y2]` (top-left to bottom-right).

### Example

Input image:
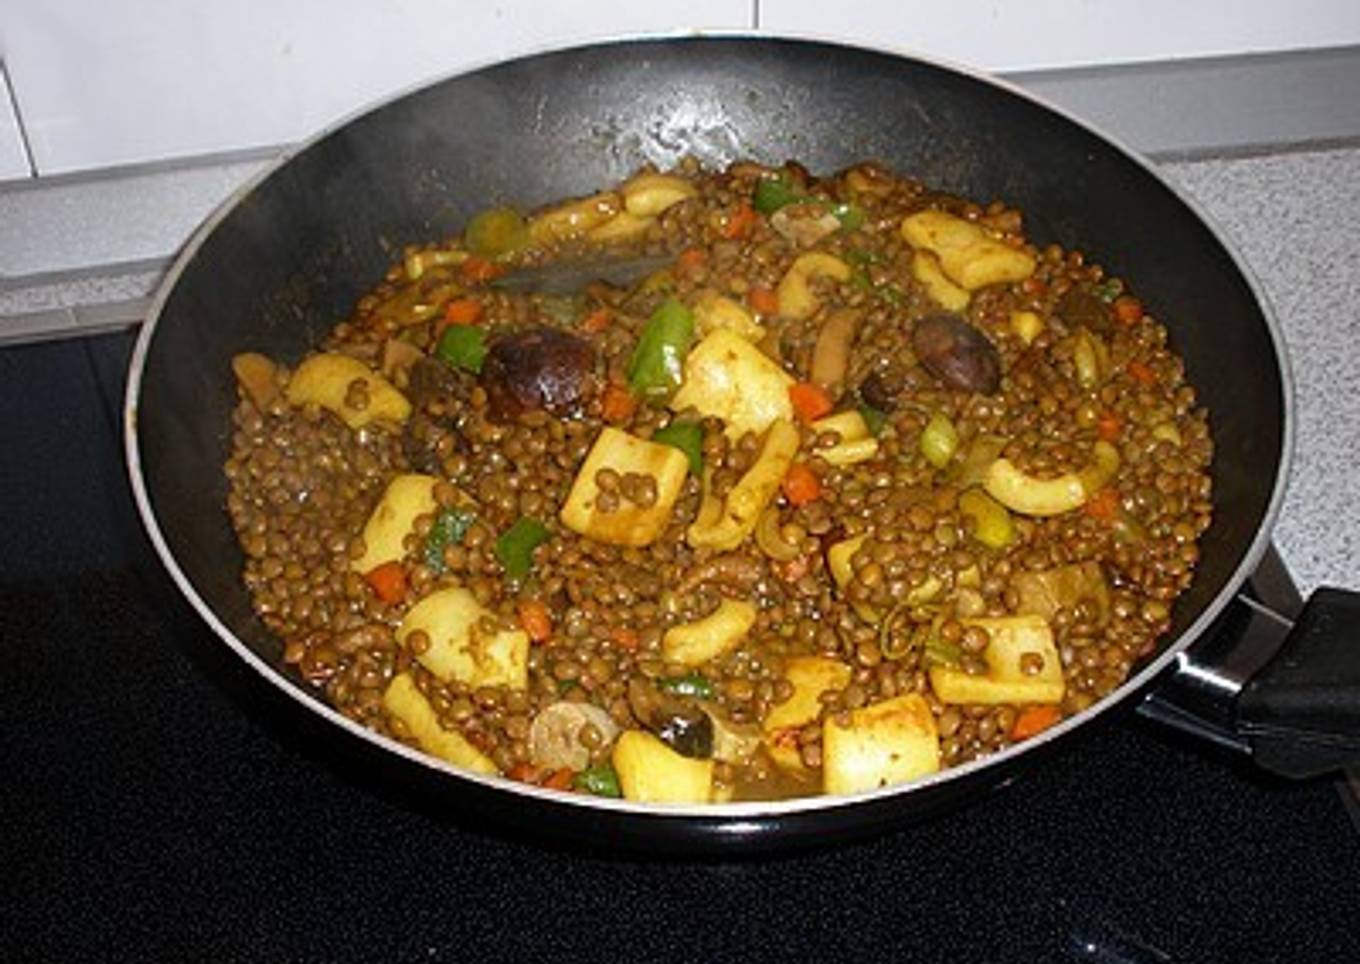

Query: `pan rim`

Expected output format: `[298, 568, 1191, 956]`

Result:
[123, 30, 1294, 823]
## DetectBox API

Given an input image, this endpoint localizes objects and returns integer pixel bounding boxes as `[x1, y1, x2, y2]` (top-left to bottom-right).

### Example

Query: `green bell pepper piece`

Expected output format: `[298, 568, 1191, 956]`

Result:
[656, 673, 715, 700]
[572, 764, 623, 798]
[752, 177, 804, 215]
[495, 517, 550, 581]
[436, 325, 488, 374]
[626, 297, 694, 403]
[651, 420, 704, 476]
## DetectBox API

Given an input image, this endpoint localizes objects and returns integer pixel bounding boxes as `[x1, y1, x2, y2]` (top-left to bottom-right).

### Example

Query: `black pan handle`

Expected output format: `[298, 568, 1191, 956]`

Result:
[1139, 546, 1360, 778]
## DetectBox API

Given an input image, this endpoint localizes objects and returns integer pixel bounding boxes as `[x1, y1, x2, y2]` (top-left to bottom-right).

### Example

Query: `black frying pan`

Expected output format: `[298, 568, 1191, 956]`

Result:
[124, 35, 1360, 853]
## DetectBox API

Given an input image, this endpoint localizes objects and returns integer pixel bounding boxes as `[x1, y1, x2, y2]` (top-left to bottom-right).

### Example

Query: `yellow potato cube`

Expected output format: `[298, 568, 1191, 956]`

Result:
[929, 614, 1065, 705]
[399, 587, 529, 690]
[912, 251, 971, 311]
[763, 656, 852, 733]
[822, 694, 940, 795]
[612, 730, 714, 804]
[285, 352, 411, 429]
[350, 474, 439, 574]
[693, 289, 765, 342]
[1012, 561, 1110, 626]
[662, 598, 758, 667]
[382, 673, 497, 775]
[559, 427, 689, 547]
[901, 210, 1036, 291]
[669, 330, 794, 441]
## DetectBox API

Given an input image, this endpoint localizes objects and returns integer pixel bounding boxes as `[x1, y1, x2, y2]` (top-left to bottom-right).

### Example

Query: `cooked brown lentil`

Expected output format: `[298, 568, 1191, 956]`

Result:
[225, 157, 1212, 802]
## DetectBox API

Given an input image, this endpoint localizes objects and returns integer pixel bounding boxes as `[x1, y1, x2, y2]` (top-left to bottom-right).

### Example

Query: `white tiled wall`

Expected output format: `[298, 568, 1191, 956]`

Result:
[1, 0, 749, 175]
[762, 0, 1360, 72]
[2, 1, 1359, 178]
[0, 69, 30, 180]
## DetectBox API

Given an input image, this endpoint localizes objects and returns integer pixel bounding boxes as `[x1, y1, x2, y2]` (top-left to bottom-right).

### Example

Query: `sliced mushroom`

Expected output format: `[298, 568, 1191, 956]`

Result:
[810, 307, 862, 393]
[770, 203, 842, 248]
[528, 701, 620, 771]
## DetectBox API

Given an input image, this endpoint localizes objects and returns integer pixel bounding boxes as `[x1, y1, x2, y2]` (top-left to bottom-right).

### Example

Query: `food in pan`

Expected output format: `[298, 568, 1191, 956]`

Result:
[224, 158, 1212, 803]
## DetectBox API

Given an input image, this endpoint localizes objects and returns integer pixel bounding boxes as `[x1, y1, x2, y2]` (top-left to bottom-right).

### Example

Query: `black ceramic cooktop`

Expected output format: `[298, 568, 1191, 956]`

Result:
[4, 331, 1357, 964]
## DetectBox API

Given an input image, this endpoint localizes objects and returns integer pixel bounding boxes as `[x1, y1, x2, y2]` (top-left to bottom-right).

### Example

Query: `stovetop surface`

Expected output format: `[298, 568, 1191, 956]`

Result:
[4, 331, 1357, 964]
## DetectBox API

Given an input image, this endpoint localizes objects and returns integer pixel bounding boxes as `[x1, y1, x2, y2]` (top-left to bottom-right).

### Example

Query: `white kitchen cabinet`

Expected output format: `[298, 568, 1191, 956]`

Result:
[1, 0, 748, 175]
[0, 68, 30, 181]
[761, 0, 1360, 72]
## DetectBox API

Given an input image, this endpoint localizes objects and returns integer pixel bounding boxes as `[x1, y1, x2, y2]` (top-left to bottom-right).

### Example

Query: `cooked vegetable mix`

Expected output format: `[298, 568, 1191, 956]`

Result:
[225, 158, 1213, 803]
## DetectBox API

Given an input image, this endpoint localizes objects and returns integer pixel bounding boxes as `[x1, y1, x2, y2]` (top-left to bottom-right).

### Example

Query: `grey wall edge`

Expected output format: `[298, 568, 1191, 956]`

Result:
[3, 43, 1360, 341]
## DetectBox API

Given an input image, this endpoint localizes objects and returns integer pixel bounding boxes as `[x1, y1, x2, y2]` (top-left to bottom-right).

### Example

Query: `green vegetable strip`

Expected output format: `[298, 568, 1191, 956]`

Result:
[830, 202, 865, 231]
[651, 421, 704, 476]
[858, 404, 888, 438]
[424, 506, 476, 573]
[656, 673, 715, 700]
[572, 764, 622, 798]
[626, 297, 695, 402]
[436, 325, 488, 373]
[752, 177, 803, 215]
[495, 517, 550, 580]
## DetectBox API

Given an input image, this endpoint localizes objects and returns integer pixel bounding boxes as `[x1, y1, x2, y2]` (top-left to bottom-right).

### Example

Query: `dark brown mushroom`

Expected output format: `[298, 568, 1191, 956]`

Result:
[1054, 287, 1114, 334]
[911, 312, 1002, 395]
[479, 326, 597, 420]
[627, 677, 714, 759]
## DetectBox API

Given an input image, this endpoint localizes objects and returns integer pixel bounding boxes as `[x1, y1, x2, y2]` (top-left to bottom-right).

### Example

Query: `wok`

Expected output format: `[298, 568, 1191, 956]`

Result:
[124, 35, 1360, 853]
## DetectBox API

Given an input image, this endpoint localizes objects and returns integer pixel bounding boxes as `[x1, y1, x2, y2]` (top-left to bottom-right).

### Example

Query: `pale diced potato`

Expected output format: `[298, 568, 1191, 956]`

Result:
[588, 211, 655, 242]
[527, 191, 621, 245]
[775, 252, 852, 320]
[559, 427, 689, 547]
[669, 329, 794, 441]
[285, 352, 411, 429]
[1012, 561, 1110, 626]
[822, 694, 940, 795]
[901, 210, 1036, 291]
[611, 730, 714, 803]
[928, 614, 1065, 705]
[399, 587, 529, 690]
[383, 672, 498, 775]
[912, 251, 971, 311]
[350, 473, 439, 574]
[620, 172, 698, 217]
[687, 420, 799, 550]
[810, 410, 879, 466]
[662, 598, 757, 667]
[763, 656, 852, 733]
[693, 289, 765, 342]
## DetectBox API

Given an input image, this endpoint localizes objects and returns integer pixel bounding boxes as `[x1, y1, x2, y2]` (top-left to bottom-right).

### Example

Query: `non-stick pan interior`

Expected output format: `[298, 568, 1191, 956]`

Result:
[133, 36, 1284, 707]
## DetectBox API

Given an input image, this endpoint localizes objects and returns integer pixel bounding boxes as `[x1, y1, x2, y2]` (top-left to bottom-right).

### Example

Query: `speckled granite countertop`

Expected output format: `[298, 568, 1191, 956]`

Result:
[1162, 147, 1360, 595]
